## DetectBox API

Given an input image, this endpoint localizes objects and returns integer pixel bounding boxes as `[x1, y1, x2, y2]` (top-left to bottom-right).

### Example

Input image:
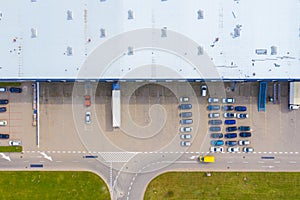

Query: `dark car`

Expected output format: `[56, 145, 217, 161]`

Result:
[239, 132, 251, 137]
[238, 126, 251, 131]
[225, 120, 236, 125]
[0, 99, 8, 105]
[207, 105, 220, 111]
[226, 126, 237, 132]
[0, 134, 9, 139]
[225, 140, 237, 146]
[235, 106, 247, 111]
[210, 133, 223, 138]
[208, 120, 222, 125]
[209, 126, 221, 132]
[179, 112, 192, 118]
[225, 133, 237, 138]
[9, 87, 22, 93]
[211, 140, 224, 146]
[179, 104, 192, 110]
[0, 107, 7, 113]
[180, 119, 193, 125]
[222, 105, 234, 111]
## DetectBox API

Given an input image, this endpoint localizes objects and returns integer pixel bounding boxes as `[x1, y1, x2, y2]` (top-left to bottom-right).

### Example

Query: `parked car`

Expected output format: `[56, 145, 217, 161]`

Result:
[224, 119, 236, 125]
[180, 134, 192, 139]
[235, 106, 247, 111]
[210, 147, 223, 153]
[85, 111, 91, 124]
[207, 105, 220, 111]
[222, 105, 234, 111]
[210, 133, 223, 138]
[181, 141, 191, 147]
[224, 112, 236, 118]
[85, 95, 91, 107]
[0, 87, 7, 92]
[208, 113, 220, 118]
[239, 132, 251, 137]
[222, 98, 234, 104]
[237, 113, 249, 119]
[227, 147, 239, 152]
[9, 87, 22, 93]
[209, 126, 221, 132]
[243, 147, 254, 153]
[239, 140, 250, 146]
[0, 134, 9, 139]
[179, 97, 189, 102]
[208, 120, 222, 125]
[208, 98, 219, 103]
[0, 120, 7, 126]
[225, 140, 237, 146]
[0, 107, 7, 113]
[211, 140, 224, 146]
[180, 112, 192, 118]
[226, 126, 237, 132]
[201, 85, 207, 96]
[179, 104, 192, 110]
[180, 127, 192, 132]
[180, 119, 193, 125]
[9, 140, 21, 146]
[0, 99, 8, 105]
[225, 133, 237, 138]
[238, 126, 251, 131]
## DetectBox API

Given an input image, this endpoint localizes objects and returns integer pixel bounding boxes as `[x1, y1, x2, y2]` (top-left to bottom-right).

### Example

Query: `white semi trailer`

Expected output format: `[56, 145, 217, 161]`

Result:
[289, 82, 300, 110]
[112, 82, 121, 128]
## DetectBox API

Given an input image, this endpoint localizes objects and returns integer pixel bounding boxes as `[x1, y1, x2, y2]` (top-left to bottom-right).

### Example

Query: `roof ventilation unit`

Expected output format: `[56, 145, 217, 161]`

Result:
[232, 24, 242, 38]
[31, 28, 37, 38]
[198, 46, 204, 55]
[67, 46, 73, 56]
[197, 10, 204, 19]
[128, 47, 133, 55]
[31, 0, 37, 2]
[270, 46, 277, 55]
[128, 10, 134, 20]
[100, 28, 106, 38]
[255, 49, 267, 55]
[161, 27, 167, 37]
[67, 10, 73, 20]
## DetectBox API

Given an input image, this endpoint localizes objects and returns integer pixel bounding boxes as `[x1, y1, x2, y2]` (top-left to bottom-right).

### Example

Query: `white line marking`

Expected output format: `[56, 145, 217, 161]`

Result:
[258, 161, 264, 163]
[56, 161, 62, 163]
[243, 161, 248, 164]
[289, 161, 296, 164]
[274, 161, 280, 163]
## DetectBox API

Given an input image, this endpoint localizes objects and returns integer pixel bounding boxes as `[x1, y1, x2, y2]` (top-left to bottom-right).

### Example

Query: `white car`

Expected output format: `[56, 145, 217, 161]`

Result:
[180, 134, 192, 139]
[208, 113, 220, 118]
[208, 98, 219, 103]
[224, 113, 237, 118]
[0, 120, 7, 126]
[222, 98, 235, 104]
[85, 111, 91, 124]
[239, 140, 250, 146]
[236, 113, 249, 119]
[227, 147, 239, 152]
[243, 147, 254, 153]
[179, 97, 189, 102]
[180, 141, 191, 147]
[9, 140, 21, 146]
[201, 85, 207, 97]
[210, 147, 223, 153]
[180, 127, 192, 132]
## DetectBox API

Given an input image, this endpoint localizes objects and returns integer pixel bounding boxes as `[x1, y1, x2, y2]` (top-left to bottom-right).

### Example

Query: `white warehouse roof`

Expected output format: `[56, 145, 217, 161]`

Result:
[0, 0, 299, 80]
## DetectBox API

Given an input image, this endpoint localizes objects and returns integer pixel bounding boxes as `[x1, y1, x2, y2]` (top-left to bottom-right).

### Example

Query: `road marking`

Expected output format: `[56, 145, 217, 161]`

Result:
[258, 161, 264, 163]
[258, 152, 261, 154]
[290, 152, 293, 154]
[23, 160, 29, 162]
[295, 152, 299, 154]
[77, 151, 81, 154]
[227, 161, 233, 164]
[289, 161, 296, 164]
[243, 161, 248, 164]
[279, 152, 283, 154]
[57, 151, 61, 153]
[274, 161, 280, 163]
[62, 151, 66, 153]
[284, 152, 288, 154]
[274, 152, 277, 154]
[72, 161, 79, 163]
[262, 165, 274, 168]
[55, 161, 62, 163]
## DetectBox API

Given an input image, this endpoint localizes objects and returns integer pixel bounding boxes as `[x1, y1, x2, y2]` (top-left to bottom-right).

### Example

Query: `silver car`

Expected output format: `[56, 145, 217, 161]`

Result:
[180, 127, 192, 132]
[180, 134, 192, 139]
[85, 111, 91, 124]
[180, 141, 191, 147]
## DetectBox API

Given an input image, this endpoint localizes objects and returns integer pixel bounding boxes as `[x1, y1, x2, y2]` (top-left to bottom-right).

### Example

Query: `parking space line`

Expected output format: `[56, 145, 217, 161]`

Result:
[289, 161, 296, 164]
[274, 161, 280, 164]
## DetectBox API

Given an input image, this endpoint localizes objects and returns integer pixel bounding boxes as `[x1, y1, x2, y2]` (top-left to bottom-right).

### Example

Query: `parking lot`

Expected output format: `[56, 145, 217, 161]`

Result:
[10, 81, 299, 155]
[0, 82, 35, 149]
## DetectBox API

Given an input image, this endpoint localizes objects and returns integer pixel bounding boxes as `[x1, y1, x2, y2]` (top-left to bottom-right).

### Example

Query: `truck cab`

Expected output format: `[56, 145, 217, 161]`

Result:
[199, 155, 215, 163]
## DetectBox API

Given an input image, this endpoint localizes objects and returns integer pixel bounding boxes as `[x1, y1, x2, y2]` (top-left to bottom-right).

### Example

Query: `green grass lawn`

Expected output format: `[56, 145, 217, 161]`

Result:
[0, 146, 22, 152]
[0, 171, 110, 200]
[144, 172, 300, 200]
[0, 82, 21, 87]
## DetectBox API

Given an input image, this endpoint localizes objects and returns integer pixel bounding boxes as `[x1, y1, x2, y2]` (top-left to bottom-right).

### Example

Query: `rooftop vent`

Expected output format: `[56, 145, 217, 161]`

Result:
[67, 46, 73, 56]
[232, 24, 242, 38]
[270, 46, 277, 55]
[67, 10, 73, 20]
[31, 0, 37, 2]
[197, 10, 204, 19]
[0, 13, 2, 20]
[161, 27, 167, 37]
[128, 47, 133, 55]
[31, 28, 37, 38]
[128, 10, 134, 20]
[255, 49, 267, 55]
[197, 46, 204, 55]
[100, 0, 106, 2]
[100, 28, 106, 38]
